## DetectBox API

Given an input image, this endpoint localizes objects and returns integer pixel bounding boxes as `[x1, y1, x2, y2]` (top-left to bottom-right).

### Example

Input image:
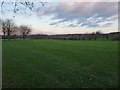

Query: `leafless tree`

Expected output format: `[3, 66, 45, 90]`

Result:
[5, 19, 16, 36]
[0, 19, 7, 36]
[19, 25, 31, 38]
[0, 19, 18, 36]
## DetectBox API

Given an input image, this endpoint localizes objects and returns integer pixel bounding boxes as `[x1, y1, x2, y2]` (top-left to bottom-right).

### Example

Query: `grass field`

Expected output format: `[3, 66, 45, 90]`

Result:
[2, 40, 118, 88]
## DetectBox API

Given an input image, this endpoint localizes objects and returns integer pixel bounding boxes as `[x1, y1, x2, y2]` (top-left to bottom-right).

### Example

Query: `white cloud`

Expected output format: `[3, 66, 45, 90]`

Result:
[36, 2, 118, 28]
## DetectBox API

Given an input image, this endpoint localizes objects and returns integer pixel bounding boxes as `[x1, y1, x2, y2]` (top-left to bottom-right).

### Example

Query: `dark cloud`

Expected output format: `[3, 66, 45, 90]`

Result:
[49, 22, 58, 25]
[102, 23, 114, 27]
[68, 24, 78, 27]
[81, 22, 99, 28]
[37, 2, 118, 28]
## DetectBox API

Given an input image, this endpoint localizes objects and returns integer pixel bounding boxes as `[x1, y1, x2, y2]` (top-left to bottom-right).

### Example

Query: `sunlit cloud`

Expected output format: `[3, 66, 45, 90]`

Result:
[0, 1, 118, 34]
[36, 2, 118, 28]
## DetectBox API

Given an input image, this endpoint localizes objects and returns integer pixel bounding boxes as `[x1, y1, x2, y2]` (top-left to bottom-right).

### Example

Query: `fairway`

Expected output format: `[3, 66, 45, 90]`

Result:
[2, 40, 118, 88]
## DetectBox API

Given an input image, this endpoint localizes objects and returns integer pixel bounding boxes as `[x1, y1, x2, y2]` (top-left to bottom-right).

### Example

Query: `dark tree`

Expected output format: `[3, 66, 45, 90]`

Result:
[96, 31, 102, 35]
[0, 19, 6, 36]
[5, 19, 16, 36]
[19, 25, 31, 38]
[95, 31, 102, 40]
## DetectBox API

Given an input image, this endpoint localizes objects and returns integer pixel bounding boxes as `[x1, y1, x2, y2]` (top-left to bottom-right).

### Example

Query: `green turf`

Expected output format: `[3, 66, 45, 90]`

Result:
[2, 40, 118, 88]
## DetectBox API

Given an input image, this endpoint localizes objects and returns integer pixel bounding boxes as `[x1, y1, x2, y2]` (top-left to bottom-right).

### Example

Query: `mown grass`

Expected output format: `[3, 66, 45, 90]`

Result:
[2, 39, 118, 88]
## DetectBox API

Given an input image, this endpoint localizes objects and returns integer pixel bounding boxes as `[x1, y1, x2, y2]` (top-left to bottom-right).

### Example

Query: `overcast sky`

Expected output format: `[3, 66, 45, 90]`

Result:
[0, 1, 118, 34]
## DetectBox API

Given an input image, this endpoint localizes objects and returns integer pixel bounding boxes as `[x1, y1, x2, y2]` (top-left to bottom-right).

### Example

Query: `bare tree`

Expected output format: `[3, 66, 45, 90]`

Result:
[0, 19, 17, 37]
[5, 19, 16, 36]
[11, 26, 18, 35]
[0, 19, 7, 36]
[19, 25, 31, 38]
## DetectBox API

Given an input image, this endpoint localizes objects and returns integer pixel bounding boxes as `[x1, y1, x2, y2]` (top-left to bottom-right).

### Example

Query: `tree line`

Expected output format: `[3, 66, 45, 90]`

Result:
[0, 18, 32, 39]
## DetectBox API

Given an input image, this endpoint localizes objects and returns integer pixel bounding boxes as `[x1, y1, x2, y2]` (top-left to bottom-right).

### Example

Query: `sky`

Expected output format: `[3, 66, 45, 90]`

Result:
[0, 0, 119, 35]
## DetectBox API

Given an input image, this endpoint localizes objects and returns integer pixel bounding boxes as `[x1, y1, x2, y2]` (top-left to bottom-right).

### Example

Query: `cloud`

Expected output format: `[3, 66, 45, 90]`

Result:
[49, 22, 58, 25]
[68, 24, 78, 27]
[37, 2, 118, 28]
[102, 23, 114, 27]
